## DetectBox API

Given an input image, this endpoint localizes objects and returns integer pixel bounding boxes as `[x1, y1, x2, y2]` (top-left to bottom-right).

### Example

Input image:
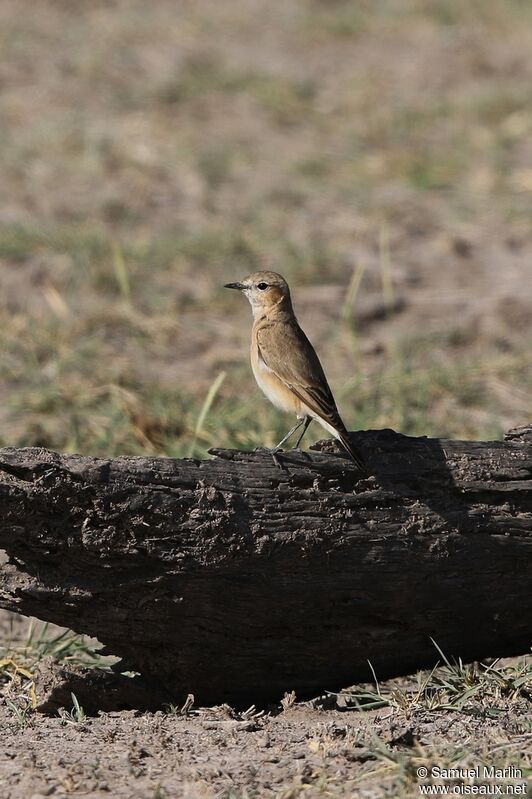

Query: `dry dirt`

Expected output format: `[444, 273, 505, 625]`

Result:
[1, 612, 530, 799]
[1, 697, 528, 799]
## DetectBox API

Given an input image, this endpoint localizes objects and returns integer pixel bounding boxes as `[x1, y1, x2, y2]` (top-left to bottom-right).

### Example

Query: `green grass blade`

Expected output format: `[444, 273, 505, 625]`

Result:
[341, 261, 367, 323]
[188, 371, 226, 457]
[111, 242, 131, 302]
[430, 637, 454, 669]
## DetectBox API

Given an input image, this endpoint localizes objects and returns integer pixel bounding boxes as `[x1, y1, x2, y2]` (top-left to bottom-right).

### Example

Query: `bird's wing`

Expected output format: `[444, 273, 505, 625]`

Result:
[256, 321, 346, 433]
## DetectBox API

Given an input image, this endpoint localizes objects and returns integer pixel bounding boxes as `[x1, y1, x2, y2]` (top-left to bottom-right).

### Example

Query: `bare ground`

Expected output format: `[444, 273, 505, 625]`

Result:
[1, 612, 530, 799]
[1, 698, 529, 799]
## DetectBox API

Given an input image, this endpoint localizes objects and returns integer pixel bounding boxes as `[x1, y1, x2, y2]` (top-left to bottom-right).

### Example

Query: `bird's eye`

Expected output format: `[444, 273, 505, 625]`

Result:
[257, 282, 269, 291]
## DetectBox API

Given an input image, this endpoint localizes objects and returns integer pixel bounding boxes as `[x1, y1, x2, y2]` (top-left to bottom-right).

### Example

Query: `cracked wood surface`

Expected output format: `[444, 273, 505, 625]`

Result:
[0, 427, 531, 705]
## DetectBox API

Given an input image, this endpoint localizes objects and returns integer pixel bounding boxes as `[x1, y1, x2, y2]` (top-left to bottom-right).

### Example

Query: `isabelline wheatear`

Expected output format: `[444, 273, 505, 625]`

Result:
[225, 271, 368, 473]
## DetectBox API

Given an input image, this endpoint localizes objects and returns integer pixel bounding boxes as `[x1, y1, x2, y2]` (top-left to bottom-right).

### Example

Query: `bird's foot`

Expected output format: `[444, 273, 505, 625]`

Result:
[270, 449, 287, 470]
[254, 446, 287, 470]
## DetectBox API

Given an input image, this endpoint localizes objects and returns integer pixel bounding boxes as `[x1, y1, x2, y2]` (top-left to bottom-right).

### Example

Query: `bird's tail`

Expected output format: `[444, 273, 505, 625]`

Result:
[336, 429, 369, 475]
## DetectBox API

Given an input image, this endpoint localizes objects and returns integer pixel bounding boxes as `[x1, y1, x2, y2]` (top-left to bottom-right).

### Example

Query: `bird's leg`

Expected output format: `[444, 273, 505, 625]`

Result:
[272, 417, 311, 469]
[293, 416, 311, 450]
[254, 419, 305, 470]
[274, 418, 305, 450]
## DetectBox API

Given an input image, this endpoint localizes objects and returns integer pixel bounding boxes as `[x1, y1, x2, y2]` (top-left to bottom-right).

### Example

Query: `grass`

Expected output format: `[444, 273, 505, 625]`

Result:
[0, 619, 110, 728]
[338, 646, 532, 715]
[0, 0, 531, 459]
[354, 739, 531, 799]
[0, 619, 112, 672]
[188, 371, 226, 457]
[0, 219, 530, 458]
[67, 692, 86, 724]
[302, 648, 531, 798]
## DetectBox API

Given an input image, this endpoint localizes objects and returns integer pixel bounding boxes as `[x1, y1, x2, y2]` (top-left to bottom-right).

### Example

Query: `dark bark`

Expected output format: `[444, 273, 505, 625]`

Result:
[0, 427, 531, 706]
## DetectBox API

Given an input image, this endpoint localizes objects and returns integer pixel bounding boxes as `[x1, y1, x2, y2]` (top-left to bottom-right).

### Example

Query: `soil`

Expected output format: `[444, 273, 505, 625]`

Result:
[1, 703, 527, 799]
[1, 612, 530, 798]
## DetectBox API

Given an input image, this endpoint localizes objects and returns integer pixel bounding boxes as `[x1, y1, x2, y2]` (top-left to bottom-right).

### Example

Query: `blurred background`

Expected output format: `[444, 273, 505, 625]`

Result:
[1, 0, 531, 459]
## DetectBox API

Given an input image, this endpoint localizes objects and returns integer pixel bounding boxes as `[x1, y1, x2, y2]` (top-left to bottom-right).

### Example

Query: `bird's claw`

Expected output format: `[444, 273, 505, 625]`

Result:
[253, 446, 287, 470]
[271, 449, 286, 470]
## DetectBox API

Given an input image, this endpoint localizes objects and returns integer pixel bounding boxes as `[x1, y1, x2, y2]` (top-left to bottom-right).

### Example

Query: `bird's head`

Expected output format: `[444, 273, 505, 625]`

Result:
[224, 271, 291, 316]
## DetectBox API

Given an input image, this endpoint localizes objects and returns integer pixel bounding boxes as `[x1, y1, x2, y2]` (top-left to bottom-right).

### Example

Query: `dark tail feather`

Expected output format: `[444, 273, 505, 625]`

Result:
[337, 430, 369, 475]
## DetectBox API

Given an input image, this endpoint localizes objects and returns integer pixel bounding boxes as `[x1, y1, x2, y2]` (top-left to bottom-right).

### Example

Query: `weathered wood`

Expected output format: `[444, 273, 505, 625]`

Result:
[0, 427, 531, 705]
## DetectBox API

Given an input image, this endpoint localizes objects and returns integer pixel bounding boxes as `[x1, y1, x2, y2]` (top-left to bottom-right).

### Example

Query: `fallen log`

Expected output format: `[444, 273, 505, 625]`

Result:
[0, 427, 531, 706]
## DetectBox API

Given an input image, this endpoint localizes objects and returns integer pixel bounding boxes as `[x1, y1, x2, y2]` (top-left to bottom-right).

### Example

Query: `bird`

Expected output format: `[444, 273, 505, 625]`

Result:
[224, 270, 368, 473]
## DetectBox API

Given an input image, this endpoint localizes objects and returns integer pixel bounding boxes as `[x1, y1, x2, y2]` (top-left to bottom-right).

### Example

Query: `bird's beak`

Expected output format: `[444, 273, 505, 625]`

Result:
[224, 282, 245, 290]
